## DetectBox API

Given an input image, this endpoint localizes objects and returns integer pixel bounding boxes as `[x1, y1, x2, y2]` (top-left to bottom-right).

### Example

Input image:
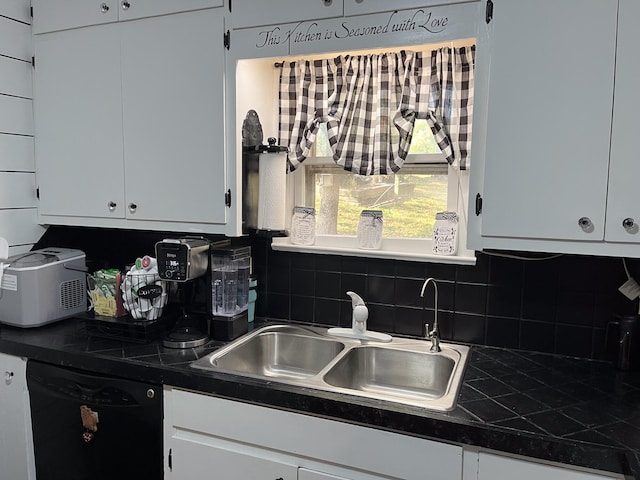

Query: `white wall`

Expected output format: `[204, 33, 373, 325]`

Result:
[0, 1, 46, 256]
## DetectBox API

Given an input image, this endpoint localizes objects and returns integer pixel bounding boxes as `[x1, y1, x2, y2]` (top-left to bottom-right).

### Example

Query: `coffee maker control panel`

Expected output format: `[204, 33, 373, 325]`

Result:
[160, 254, 187, 281]
[155, 238, 209, 282]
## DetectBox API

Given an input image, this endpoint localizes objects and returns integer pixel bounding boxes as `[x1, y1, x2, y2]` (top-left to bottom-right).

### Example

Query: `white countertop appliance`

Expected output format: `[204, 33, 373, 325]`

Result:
[0, 247, 87, 328]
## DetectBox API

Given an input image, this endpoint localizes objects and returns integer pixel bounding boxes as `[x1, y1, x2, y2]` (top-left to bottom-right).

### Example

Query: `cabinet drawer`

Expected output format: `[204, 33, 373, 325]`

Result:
[117, 0, 223, 22]
[32, 0, 119, 34]
[232, 0, 343, 29]
[167, 388, 463, 480]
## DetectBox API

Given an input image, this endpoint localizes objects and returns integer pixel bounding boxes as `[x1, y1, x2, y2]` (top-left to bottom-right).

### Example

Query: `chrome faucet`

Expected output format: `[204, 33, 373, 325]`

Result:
[420, 277, 441, 352]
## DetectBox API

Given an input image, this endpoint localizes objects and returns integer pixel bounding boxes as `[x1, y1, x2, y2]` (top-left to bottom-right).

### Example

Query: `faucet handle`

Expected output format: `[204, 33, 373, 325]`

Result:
[346, 291, 365, 307]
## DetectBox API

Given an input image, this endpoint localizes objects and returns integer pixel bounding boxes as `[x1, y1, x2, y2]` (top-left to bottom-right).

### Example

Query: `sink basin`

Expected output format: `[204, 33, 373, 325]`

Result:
[191, 324, 469, 411]
[323, 346, 455, 400]
[200, 327, 344, 380]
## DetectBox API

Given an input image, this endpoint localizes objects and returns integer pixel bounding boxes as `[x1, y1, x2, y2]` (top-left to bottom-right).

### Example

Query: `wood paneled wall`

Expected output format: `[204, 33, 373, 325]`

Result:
[0, 2, 46, 256]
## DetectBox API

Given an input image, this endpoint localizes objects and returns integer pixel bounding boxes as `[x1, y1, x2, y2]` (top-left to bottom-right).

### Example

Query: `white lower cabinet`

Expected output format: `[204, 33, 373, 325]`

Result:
[163, 387, 463, 480]
[472, 451, 621, 480]
[0, 353, 35, 480]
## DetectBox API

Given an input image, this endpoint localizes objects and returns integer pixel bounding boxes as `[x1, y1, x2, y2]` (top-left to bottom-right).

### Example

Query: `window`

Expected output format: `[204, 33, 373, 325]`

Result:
[305, 121, 449, 239]
[271, 42, 476, 265]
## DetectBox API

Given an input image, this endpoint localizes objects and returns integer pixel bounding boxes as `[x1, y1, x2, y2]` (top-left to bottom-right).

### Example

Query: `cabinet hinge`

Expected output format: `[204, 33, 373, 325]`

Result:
[225, 189, 232, 207]
[485, 0, 494, 24]
[228, 0, 232, 13]
[224, 30, 230, 50]
[31, 56, 35, 68]
[36, 187, 40, 200]
[168, 448, 172, 471]
[475, 193, 483, 216]
[30, 6, 33, 18]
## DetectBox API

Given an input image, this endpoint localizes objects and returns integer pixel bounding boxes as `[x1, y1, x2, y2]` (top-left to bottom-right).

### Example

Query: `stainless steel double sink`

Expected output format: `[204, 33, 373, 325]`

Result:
[191, 324, 470, 411]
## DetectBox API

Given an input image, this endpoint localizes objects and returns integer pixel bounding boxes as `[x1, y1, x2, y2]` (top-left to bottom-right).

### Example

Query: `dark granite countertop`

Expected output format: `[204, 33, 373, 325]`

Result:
[1, 318, 639, 478]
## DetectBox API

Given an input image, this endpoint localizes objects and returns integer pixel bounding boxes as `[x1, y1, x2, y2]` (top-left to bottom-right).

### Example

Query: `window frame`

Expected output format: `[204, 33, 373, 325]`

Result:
[273, 152, 475, 265]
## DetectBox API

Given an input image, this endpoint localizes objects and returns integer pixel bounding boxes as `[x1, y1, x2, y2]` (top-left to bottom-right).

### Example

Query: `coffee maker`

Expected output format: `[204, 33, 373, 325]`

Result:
[155, 237, 212, 348]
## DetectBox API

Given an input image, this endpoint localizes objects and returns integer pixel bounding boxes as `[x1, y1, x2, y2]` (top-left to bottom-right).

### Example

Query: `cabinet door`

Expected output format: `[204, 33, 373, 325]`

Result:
[169, 437, 297, 480]
[33, 25, 126, 219]
[0, 354, 35, 480]
[232, 0, 343, 29]
[477, 452, 618, 480]
[478, 0, 617, 241]
[31, 0, 119, 34]
[120, 8, 227, 224]
[604, 0, 640, 243]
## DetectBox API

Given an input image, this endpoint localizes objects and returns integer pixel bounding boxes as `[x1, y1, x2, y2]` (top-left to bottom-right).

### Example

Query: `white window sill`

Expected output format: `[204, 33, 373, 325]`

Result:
[271, 235, 476, 265]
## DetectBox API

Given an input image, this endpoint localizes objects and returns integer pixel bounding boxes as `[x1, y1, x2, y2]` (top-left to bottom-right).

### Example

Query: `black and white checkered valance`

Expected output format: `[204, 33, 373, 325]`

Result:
[278, 46, 475, 175]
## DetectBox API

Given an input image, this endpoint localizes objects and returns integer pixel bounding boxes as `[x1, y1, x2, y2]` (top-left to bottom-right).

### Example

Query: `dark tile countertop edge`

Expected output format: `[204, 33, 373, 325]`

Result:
[1, 318, 639, 478]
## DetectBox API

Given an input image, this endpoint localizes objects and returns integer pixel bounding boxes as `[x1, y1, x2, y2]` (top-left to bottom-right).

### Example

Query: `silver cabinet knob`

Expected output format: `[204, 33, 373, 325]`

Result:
[128, 203, 137, 213]
[5, 371, 13, 385]
[623, 217, 637, 233]
[121, 1, 130, 9]
[108, 201, 117, 212]
[578, 216, 593, 232]
[100, 3, 110, 13]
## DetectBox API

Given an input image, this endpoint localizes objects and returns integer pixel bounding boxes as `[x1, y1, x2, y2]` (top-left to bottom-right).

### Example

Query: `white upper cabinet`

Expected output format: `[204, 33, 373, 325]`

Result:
[32, 0, 222, 33]
[477, 0, 616, 241]
[231, 0, 344, 29]
[33, 25, 125, 219]
[344, 0, 473, 16]
[466, 0, 640, 256]
[604, 0, 640, 243]
[119, 10, 226, 225]
[33, 5, 231, 232]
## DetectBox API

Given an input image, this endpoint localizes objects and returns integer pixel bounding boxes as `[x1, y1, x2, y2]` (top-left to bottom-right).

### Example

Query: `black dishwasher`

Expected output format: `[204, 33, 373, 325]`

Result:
[26, 361, 163, 480]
